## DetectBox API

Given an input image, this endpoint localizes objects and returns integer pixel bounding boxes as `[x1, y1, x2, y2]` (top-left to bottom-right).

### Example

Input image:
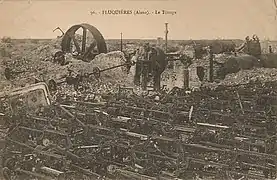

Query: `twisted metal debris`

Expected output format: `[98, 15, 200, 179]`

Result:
[1, 80, 277, 180]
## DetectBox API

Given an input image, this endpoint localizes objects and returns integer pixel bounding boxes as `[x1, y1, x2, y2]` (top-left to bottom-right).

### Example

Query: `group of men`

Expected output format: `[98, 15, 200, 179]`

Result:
[237, 34, 262, 58]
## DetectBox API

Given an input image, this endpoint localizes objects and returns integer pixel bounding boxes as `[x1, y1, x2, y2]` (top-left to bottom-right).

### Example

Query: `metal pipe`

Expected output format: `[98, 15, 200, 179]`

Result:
[57, 104, 86, 127]
[40, 166, 64, 176]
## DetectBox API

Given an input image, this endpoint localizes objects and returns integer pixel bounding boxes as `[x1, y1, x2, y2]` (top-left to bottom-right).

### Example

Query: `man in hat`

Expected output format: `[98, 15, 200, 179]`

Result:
[251, 34, 261, 58]
[143, 43, 151, 57]
[236, 36, 251, 54]
[142, 42, 153, 76]
[133, 43, 151, 86]
[269, 45, 273, 53]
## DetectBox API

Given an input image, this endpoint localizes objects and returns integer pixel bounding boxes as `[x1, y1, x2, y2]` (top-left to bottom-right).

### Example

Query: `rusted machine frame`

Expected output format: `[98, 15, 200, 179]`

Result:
[0, 82, 51, 113]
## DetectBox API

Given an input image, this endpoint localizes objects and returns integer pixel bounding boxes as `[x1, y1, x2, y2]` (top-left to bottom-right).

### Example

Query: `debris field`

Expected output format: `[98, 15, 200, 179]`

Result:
[2, 37, 277, 180]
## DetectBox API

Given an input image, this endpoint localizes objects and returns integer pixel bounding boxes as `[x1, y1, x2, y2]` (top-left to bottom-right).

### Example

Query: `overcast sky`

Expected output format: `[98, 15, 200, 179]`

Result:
[0, 0, 277, 40]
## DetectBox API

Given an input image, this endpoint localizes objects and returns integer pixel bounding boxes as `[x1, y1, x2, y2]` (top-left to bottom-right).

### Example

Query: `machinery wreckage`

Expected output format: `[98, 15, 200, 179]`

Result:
[3, 79, 277, 180]
[4, 23, 193, 92]
[2, 23, 277, 180]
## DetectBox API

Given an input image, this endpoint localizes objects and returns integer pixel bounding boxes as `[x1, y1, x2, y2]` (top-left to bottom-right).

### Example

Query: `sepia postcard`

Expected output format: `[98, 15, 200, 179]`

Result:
[0, 0, 277, 179]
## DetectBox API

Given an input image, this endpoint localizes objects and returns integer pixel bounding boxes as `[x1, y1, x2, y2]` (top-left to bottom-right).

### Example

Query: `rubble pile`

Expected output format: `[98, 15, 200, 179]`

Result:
[168, 51, 277, 89]
[0, 40, 134, 94]
[221, 67, 277, 86]
[261, 53, 277, 68]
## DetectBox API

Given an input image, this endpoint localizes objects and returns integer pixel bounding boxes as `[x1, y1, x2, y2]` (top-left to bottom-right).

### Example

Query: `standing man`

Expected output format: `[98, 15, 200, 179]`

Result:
[133, 43, 151, 86]
[269, 45, 273, 53]
[133, 47, 143, 86]
[143, 43, 151, 60]
[143, 43, 153, 76]
[236, 36, 251, 54]
[251, 35, 261, 59]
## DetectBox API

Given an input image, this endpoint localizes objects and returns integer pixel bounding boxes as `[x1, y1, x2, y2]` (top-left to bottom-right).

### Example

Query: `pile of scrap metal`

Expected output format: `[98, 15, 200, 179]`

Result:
[2, 80, 277, 179]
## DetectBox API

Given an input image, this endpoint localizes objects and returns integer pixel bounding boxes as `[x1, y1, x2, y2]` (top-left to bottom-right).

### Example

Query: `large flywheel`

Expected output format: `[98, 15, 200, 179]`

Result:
[61, 23, 107, 62]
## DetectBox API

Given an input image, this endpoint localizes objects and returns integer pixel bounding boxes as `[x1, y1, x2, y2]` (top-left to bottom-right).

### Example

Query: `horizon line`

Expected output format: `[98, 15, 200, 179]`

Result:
[2, 37, 248, 41]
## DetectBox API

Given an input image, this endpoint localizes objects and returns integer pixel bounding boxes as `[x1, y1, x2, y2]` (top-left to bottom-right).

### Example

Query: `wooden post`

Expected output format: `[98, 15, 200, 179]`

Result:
[209, 46, 214, 82]
[120, 33, 123, 52]
[165, 23, 168, 53]
[183, 68, 189, 90]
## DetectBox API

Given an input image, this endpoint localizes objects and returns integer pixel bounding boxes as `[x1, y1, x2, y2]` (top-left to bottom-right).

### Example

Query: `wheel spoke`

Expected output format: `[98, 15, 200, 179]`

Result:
[82, 28, 87, 53]
[83, 40, 97, 59]
[70, 33, 81, 53]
